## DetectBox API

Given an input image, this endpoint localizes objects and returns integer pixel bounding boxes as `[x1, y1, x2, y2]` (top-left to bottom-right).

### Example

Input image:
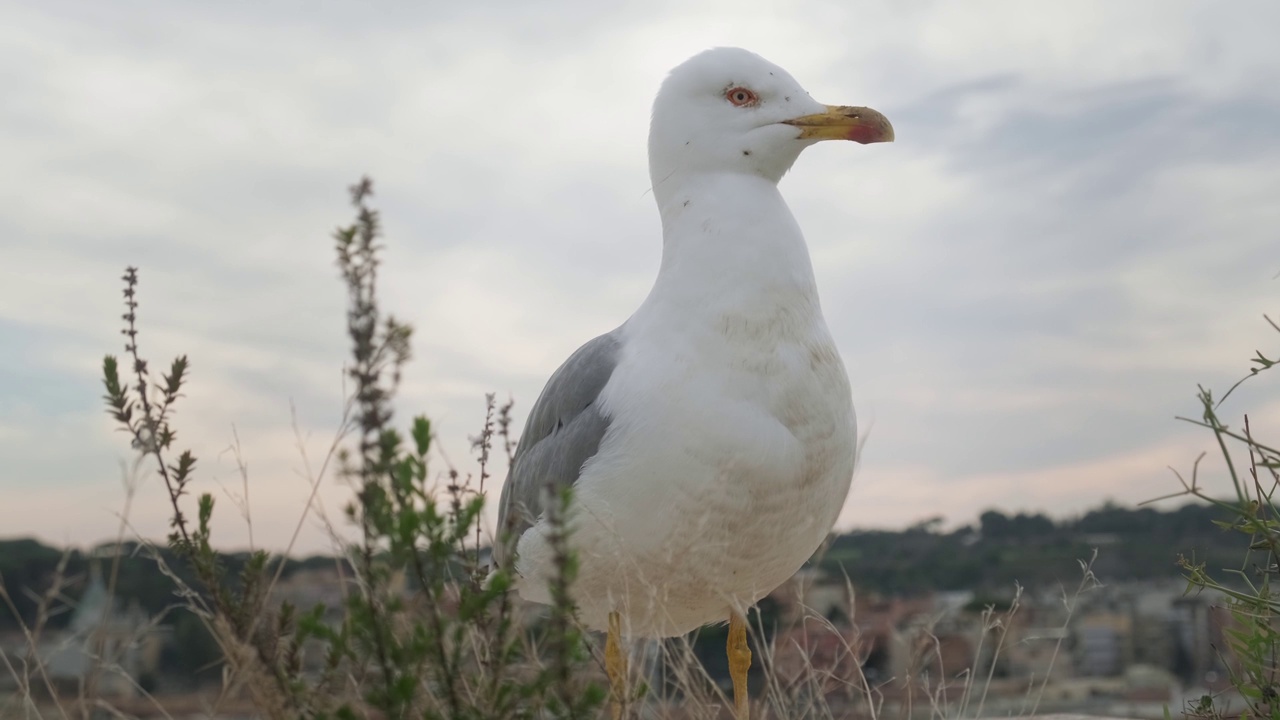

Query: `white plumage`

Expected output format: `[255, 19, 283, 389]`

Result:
[498, 47, 892, 642]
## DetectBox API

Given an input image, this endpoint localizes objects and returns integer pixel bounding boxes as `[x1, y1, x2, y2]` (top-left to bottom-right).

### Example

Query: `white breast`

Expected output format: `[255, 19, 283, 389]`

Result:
[511, 173, 857, 637]
[514, 300, 856, 637]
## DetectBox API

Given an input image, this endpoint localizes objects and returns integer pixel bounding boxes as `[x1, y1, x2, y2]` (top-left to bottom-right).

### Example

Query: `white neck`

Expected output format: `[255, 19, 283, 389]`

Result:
[634, 172, 821, 329]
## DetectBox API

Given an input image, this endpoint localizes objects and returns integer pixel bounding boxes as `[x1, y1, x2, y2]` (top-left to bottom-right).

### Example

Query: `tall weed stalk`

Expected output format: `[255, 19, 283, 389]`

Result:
[1156, 314, 1280, 720]
[100, 178, 603, 719]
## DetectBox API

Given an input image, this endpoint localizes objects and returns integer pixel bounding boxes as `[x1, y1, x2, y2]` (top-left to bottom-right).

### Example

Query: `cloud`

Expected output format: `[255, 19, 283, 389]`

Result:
[1, 0, 1278, 553]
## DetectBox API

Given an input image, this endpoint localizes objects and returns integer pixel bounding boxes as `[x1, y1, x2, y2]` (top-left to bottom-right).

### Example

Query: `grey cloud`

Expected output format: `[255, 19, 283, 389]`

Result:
[4, 0, 1280, 549]
[820, 73, 1280, 487]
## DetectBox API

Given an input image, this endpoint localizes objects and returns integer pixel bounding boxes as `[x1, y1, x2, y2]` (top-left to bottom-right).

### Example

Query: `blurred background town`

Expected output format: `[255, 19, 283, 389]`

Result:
[0, 499, 1253, 718]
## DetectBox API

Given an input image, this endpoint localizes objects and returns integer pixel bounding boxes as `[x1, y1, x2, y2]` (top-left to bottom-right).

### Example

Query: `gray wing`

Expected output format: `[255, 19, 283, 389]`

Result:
[494, 329, 622, 569]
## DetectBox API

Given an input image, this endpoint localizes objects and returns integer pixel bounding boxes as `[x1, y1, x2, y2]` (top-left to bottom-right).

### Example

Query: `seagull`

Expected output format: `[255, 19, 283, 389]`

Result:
[495, 47, 893, 718]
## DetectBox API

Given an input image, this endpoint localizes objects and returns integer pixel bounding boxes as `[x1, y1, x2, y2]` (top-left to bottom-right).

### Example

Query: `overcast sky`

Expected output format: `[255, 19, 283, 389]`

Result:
[2, 0, 1278, 555]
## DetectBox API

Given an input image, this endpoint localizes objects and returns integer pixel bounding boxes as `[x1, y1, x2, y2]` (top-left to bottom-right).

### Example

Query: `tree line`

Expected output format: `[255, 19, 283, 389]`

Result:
[0, 499, 1247, 636]
[818, 500, 1246, 594]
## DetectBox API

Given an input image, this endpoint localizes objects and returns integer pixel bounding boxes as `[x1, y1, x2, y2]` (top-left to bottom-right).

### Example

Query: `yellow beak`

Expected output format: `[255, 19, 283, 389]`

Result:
[783, 105, 894, 144]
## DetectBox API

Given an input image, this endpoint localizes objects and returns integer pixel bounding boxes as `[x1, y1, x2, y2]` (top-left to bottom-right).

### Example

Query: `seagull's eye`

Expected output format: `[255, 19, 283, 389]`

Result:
[725, 87, 759, 108]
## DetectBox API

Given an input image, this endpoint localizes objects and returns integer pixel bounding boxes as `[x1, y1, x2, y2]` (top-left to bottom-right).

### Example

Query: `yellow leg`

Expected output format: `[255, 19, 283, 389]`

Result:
[728, 611, 752, 719]
[606, 611, 627, 720]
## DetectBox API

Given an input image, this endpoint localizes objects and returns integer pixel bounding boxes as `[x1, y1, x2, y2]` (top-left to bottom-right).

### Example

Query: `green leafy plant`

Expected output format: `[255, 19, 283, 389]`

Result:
[1159, 314, 1280, 720]
[99, 178, 604, 719]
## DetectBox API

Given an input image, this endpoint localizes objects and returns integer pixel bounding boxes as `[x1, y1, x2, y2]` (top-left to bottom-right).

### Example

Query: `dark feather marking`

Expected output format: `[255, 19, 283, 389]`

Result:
[494, 330, 622, 568]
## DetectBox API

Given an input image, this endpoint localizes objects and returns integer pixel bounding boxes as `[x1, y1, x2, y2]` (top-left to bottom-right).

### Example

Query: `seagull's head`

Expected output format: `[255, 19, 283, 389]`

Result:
[648, 47, 893, 194]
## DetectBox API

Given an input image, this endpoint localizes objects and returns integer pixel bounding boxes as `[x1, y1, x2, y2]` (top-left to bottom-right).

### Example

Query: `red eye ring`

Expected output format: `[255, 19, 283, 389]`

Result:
[725, 86, 759, 107]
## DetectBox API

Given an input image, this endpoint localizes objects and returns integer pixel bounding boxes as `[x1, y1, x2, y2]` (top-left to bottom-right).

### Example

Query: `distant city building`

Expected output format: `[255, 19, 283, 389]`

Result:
[0, 562, 170, 699]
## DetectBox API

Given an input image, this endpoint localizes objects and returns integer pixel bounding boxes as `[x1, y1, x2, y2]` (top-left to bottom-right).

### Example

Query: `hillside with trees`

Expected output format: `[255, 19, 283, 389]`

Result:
[816, 500, 1245, 594]
[0, 499, 1247, 636]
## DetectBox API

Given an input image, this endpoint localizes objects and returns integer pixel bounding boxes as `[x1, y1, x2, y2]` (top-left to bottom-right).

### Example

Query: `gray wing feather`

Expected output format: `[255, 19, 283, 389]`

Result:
[494, 330, 622, 568]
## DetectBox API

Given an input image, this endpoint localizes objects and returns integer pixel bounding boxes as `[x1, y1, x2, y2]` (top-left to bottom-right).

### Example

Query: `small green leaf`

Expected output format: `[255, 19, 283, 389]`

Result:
[411, 415, 431, 457]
